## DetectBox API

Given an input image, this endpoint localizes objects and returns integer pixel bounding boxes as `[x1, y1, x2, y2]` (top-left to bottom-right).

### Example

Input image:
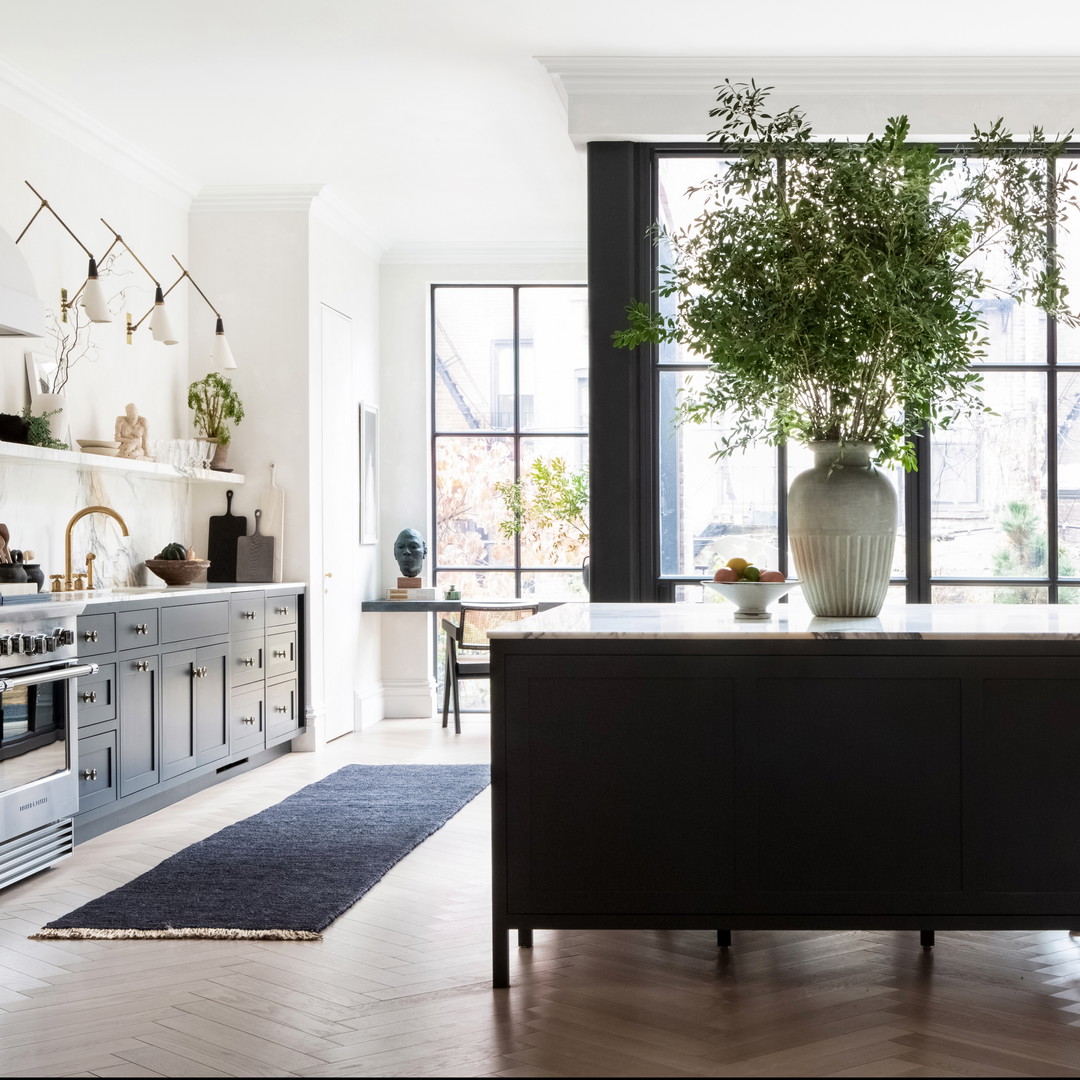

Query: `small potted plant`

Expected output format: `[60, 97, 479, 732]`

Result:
[187, 372, 244, 470]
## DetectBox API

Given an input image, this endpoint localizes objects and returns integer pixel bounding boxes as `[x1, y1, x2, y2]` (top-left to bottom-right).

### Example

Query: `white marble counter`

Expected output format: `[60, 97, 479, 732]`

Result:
[0, 581, 307, 613]
[487, 600, 1080, 640]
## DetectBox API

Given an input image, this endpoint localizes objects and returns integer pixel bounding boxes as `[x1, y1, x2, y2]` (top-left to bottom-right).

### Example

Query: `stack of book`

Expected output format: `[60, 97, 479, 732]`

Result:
[384, 587, 439, 601]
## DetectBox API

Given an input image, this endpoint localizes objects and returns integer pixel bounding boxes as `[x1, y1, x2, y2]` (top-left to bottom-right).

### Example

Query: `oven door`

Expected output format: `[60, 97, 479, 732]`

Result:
[0, 660, 98, 839]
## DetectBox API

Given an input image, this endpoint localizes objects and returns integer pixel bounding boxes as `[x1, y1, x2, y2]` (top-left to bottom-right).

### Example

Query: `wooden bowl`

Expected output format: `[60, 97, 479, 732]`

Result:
[144, 558, 210, 587]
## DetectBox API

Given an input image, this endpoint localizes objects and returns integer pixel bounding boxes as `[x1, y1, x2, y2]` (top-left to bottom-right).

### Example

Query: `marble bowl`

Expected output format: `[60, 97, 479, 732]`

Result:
[145, 558, 210, 587]
[702, 579, 799, 619]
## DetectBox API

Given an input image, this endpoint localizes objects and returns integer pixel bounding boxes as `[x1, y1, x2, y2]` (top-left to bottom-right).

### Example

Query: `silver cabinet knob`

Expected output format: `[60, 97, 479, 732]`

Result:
[80, 690, 98, 703]
[274, 705, 288, 714]
[135, 660, 149, 672]
[84, 629, 98, 642]
[80, 768, 98, 781]
[241, 657, 255, 666]
[275, 606, 289, 616]
[135, 623, 149, 635]
[242, 715, 257, 725]
[273, 649, 288, 659]
[241, 610, 256, 620]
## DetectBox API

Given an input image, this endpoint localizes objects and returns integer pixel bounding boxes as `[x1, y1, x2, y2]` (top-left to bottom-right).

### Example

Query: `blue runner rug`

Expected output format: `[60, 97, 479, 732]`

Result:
[33, 763, 490, 940]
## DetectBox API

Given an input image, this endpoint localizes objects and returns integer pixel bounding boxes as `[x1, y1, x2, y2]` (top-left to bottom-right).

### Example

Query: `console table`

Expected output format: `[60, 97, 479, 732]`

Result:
[488, 601, 1080, 987]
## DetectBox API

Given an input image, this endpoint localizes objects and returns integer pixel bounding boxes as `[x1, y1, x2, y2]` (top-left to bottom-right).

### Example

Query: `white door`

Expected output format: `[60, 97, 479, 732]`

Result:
[320, 304, 358, 741]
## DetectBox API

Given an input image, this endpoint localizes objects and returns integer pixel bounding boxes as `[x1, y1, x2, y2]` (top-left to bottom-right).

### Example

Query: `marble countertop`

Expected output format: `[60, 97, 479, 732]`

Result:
[487, 600, 1080, 640]
[0, 581, 307, 615]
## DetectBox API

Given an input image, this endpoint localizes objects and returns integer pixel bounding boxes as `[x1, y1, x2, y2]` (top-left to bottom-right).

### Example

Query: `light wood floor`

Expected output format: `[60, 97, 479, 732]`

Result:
[2, 716, 1080, 1077]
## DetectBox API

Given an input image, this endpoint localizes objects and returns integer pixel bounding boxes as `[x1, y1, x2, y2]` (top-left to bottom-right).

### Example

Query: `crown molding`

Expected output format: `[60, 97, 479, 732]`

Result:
[381, 240, 587, 266]
[538, 56, 1080, 98]
[310, 186, 387, 261]
[190, 185, 326, 214]
[0, 57, 198, 209]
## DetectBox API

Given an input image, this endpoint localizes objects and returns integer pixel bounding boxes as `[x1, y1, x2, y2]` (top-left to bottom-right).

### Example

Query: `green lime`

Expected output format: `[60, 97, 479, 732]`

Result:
[742, 565, 761, 582]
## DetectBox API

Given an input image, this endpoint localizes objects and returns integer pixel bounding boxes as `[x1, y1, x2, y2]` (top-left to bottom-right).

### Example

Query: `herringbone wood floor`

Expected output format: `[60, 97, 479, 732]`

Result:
[2, 716, 1080, 1077]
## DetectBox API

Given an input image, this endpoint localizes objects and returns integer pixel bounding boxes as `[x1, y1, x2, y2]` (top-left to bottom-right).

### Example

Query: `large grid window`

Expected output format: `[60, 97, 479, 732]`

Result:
[652, 149, 1080, 605]
[431, 284, 589, 603]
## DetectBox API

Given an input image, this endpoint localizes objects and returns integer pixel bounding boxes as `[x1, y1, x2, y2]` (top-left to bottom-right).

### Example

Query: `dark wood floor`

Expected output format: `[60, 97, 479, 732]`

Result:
[1, 716, 1079, 1077]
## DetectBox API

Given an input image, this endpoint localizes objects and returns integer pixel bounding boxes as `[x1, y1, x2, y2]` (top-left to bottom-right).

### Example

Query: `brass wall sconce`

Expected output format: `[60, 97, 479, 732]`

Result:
[15, 181, 112, 324]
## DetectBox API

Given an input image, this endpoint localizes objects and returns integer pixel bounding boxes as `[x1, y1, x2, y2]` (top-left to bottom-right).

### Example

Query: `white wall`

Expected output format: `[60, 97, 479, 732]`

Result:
[0, 101, 192, 578]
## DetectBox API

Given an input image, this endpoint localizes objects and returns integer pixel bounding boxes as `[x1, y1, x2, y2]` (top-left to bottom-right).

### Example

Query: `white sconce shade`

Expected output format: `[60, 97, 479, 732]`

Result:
[79, 257, 112, 323]
[0, 223, 44, 336]
[148, 285, 178, 344]
[211, 316, 236, 369]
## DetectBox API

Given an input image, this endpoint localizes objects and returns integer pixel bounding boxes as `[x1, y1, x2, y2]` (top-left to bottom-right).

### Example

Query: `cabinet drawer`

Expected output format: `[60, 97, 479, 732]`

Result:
[230, 685, 264, 753]
[77, 663, 116, 728]
[266, 678, 299, 745]
[266, 594, 300, 628]
[230, 594, 265, 632]
[116, 607, 159, 651]
[161, 601, 229, 643]
[232, 635, 265, 686]
[266, 631, 296, 679]
[77, 612, 115, 656]
[78, 730, 117, 814]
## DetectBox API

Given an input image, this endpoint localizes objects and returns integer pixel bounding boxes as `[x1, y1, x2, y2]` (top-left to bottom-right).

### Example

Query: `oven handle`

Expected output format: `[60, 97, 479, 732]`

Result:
[0, 662, 99, 692]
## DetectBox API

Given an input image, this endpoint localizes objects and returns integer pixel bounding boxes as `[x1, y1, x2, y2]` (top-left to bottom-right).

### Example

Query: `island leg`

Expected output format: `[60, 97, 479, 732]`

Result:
[920, 929, 935, 948]
[518, 928, 533, 948]
[717, 929, 731, 948]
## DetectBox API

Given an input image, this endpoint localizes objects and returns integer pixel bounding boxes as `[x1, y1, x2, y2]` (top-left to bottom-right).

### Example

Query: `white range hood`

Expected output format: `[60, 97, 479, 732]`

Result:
[0, 224, 43, 337]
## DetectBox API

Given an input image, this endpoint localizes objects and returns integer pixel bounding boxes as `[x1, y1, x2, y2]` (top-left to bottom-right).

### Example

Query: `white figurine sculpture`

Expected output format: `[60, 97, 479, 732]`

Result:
[115, 402, 152, 460]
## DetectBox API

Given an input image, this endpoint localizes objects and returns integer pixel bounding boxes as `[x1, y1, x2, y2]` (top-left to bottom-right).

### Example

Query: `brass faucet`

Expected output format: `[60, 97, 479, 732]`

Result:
[62, 505, 129, 591]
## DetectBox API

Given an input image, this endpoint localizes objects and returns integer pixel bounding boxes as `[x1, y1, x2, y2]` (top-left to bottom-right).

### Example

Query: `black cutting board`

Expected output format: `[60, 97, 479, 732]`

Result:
[207, 490, 247, 582]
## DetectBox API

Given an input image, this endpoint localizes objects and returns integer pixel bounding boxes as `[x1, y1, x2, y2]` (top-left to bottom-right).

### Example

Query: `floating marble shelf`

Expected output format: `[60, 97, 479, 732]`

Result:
[0, 441, 245, 485]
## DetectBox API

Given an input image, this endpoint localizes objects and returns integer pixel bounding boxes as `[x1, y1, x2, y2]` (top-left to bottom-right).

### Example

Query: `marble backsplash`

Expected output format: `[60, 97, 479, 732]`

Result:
[0, 457, 190, 590]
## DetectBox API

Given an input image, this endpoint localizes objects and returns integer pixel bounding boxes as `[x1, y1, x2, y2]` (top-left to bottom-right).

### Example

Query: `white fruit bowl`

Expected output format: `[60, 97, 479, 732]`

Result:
[701, 579, 800, 619]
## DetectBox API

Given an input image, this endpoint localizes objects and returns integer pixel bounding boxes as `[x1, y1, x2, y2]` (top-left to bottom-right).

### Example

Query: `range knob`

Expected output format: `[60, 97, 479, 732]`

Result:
[19, 634, 32, 654]
[0, 636, 11, 656]
[53, 628, 75, 647]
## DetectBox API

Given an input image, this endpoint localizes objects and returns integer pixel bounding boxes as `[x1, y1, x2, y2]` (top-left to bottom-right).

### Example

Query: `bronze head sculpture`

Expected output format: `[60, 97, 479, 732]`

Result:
[393, 528, 427, 579]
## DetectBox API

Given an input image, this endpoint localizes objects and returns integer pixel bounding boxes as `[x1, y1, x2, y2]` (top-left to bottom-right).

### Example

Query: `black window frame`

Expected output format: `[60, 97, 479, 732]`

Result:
[587, 140, 1080, 605]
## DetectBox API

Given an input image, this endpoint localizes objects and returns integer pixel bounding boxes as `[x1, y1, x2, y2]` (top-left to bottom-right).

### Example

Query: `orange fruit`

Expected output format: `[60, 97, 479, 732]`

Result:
[759, 570, 786, 582]
[713, 566, 739, 582]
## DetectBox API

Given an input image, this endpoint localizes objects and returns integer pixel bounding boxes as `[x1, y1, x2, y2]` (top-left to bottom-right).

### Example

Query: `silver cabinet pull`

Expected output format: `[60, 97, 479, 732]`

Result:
[80, 690, 97, 703]
[241, 657, 255, 666]
[135, 623, 148, 635]
[274, 704, 288, 714]
[80, 768, 98, 781]
[273, 649, 288, 659]
[193, 666, 208, 679]
[275, 606, 289, 615]
[241, 610, 256, 620]
[83, 629, 98, 642]
[135, 660, 149, 672]
[242, 715, 257, 725]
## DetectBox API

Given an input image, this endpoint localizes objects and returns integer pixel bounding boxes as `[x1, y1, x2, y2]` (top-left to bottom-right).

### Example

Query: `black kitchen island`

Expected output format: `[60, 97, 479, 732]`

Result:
[488, 600, 1080, 987]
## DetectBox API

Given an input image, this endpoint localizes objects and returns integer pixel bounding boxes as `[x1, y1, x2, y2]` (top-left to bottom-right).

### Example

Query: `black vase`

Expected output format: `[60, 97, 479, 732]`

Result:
[0, 562, 28, 583]
[23, 563, 44, 592]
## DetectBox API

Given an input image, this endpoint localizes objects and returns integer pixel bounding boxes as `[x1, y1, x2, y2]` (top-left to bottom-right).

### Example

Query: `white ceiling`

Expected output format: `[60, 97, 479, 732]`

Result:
[0, 0, 1074, 251]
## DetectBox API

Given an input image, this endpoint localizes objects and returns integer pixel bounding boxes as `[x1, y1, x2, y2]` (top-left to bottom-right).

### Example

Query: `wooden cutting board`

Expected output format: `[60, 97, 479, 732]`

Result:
[236, 509, 275, 582]
[206, 490, 247, 583]
[261, 463, 284, 583]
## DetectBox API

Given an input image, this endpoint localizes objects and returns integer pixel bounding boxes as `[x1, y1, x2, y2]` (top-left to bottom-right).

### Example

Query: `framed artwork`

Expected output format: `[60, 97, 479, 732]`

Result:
[360, 402, 378, 544]
[25, 350, 59, 397]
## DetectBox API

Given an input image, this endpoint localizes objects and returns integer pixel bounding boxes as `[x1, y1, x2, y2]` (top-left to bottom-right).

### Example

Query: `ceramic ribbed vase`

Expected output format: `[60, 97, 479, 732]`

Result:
[788, 441, 897, 617]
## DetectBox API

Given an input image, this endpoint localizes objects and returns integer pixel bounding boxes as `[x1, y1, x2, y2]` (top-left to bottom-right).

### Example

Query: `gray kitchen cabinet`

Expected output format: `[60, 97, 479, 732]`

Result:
[116, 650, 159, 798]
[161, 640, 229, 780]
[75, 585, 306, 842]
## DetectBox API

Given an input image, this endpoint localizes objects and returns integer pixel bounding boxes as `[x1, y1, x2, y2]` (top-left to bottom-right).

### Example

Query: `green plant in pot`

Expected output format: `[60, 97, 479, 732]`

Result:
[187, 372, 244, 470]
[614, 79, 1079, 616]
[496, 457, 590, 589]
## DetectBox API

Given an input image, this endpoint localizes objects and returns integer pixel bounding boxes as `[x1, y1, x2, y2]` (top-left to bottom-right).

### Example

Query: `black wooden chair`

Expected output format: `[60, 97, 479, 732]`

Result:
[441, 602, 539, 733]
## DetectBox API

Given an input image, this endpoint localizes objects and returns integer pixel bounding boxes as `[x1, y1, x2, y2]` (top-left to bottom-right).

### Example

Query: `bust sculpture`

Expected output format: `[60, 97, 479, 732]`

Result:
[393, 528, 427, 580]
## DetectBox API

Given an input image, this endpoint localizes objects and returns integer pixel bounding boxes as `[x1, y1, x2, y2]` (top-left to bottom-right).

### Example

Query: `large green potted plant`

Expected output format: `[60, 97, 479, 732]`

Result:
[187, 372, 244, 471]
[615, 80, 1078, 615]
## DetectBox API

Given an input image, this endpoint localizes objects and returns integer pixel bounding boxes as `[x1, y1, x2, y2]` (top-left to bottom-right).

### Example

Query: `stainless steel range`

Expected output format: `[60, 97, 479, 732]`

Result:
[0, 601, 96, 890]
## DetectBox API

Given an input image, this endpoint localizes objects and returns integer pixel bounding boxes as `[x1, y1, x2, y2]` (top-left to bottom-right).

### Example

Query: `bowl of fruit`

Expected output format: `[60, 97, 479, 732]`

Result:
[702, 558, 799, 619]
[145, 542, 211, 587]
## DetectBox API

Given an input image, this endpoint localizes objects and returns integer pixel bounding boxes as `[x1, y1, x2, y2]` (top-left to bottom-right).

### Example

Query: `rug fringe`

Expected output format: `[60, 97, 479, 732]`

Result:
[30, 927, 322, 941]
